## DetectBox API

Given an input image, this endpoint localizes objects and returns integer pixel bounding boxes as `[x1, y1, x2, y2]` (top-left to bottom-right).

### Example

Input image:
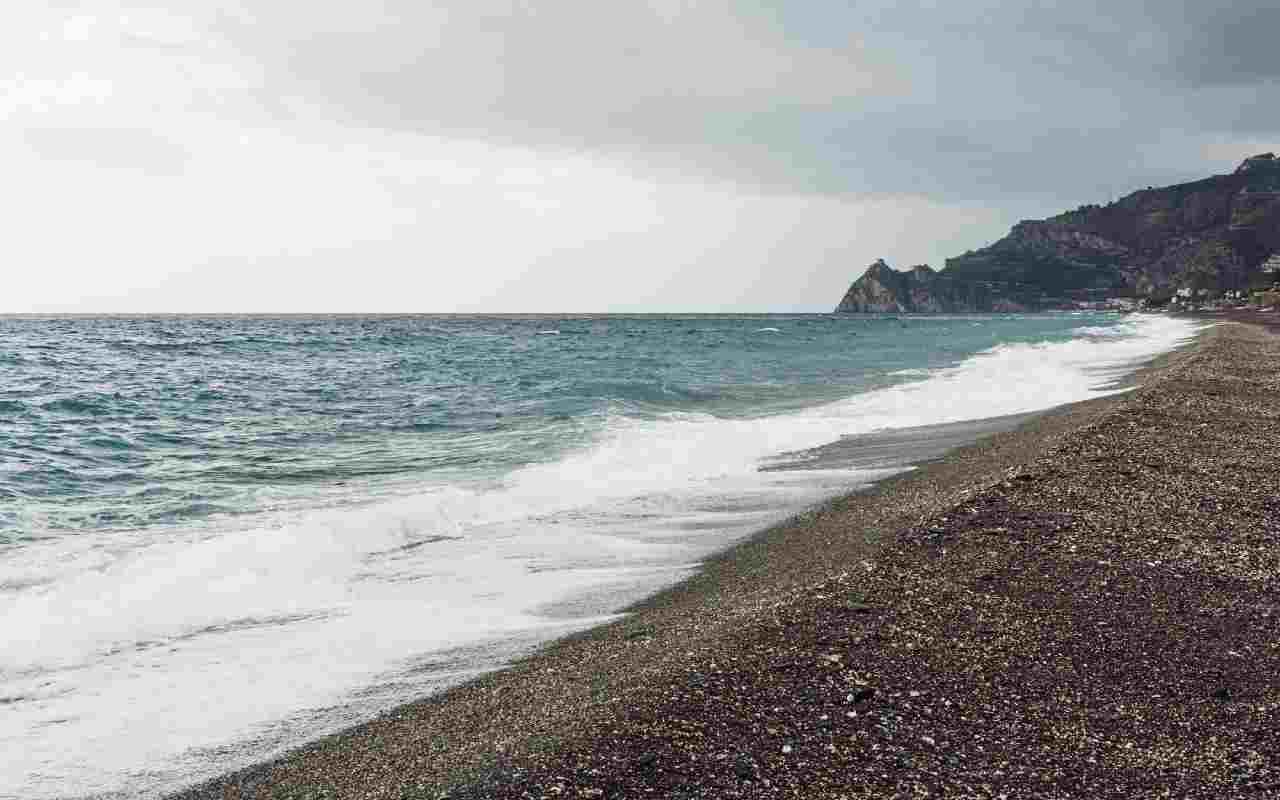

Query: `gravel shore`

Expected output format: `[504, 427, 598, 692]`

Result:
[176, 320, 1279, 800]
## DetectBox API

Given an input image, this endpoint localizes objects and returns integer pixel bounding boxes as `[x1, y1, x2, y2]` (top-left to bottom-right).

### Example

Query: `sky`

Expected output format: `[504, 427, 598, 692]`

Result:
[4, 1, 1278, 313]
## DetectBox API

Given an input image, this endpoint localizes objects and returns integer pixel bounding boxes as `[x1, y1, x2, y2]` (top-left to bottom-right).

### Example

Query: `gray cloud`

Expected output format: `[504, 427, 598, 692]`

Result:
[180, 2, 1280, 210]
[1170, 7, 1280, 87]
[14, 1, 1278, 312]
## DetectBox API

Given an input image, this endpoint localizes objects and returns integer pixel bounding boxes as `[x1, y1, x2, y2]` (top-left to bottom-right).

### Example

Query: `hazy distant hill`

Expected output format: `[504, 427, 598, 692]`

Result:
[836, 154, 1280, 312]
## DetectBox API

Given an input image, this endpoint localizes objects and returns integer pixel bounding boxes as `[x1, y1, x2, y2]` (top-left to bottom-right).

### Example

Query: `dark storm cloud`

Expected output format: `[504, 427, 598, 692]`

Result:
[820, 0, 1280, 89]
[218, 1, 1280, 209]
[1169, 6, 1280, 87]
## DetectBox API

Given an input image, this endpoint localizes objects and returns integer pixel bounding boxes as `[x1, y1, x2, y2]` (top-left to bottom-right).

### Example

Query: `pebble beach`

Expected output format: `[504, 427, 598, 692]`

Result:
[175, 319, 1279, 800]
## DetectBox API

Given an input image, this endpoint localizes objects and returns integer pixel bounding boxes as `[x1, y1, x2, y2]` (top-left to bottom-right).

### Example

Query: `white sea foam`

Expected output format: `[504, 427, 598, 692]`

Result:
[0, 314, 1201, 799]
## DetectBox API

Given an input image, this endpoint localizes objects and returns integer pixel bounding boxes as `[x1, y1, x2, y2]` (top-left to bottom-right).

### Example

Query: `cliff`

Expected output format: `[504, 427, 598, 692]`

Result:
[835, 260, 1003, 313]
[835, 153, 1280, 312]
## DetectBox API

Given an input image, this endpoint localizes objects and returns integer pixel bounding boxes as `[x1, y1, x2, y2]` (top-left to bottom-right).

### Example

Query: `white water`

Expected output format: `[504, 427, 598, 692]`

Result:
[0, 314, 1199, 798]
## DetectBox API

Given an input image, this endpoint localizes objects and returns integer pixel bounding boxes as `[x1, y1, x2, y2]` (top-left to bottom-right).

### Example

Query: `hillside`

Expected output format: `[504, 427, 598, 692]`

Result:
[836, 153, 1280, 312]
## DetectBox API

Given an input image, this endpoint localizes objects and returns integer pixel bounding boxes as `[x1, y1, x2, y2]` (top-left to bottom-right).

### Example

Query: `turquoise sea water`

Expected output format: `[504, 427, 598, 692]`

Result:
[0, 313, 1199, 798]
[0, 313, 1172, 536]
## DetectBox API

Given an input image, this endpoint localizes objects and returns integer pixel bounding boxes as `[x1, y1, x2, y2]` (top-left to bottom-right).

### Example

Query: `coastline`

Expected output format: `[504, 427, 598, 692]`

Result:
[171, 321, 1249, 799]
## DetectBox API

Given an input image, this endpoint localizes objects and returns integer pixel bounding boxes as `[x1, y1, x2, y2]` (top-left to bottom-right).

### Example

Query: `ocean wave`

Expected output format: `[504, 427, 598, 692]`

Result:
[1072, 323, 1131, 338]
[887, 368, 933, 377]
[38, 396, 116, 416]
[0, 400, 29, 416]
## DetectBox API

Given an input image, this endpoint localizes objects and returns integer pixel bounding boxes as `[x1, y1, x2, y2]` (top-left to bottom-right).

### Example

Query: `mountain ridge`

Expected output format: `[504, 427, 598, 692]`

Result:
[836, 153, 1280, 312]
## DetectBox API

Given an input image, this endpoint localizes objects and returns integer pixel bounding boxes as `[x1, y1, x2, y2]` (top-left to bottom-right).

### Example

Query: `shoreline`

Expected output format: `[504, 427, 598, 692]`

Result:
[172, 323, 1219, 799]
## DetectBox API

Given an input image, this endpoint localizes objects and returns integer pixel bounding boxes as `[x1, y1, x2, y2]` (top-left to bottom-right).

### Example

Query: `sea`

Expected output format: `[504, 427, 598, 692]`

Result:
[0, 312, 1200, 798]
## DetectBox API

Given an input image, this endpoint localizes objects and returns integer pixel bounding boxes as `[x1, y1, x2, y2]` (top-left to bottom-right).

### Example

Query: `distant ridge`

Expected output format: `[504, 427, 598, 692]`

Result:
[836, 154, 1280, 312]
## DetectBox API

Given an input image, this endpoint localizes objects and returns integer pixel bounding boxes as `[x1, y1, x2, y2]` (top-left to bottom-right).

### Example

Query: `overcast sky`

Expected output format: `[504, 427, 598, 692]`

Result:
[5, 1, 1277, 312]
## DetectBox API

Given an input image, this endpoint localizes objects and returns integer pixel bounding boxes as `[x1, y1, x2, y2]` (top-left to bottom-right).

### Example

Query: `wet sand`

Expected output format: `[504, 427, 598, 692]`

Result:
[174, 321, 1280, 799]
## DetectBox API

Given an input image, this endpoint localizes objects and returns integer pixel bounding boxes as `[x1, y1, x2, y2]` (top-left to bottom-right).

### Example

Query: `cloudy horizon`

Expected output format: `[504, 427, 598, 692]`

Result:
[5, 1, 1277, 313]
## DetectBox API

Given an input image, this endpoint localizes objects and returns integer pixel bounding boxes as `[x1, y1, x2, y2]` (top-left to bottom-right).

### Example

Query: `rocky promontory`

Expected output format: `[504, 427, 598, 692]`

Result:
[837, 260, 1009, 313]
[836, 153, 1280, 312]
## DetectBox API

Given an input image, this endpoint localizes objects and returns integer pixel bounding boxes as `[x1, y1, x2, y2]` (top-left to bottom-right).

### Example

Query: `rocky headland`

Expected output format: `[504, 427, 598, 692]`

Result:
[837, 153, 1280, 312]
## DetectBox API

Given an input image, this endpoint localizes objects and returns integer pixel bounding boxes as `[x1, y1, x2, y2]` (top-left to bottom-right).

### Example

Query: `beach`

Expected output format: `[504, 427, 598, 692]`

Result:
[170, 316, 1280, 793]
[7, 313, 1199, 798]
[167, 319, 1280, 798]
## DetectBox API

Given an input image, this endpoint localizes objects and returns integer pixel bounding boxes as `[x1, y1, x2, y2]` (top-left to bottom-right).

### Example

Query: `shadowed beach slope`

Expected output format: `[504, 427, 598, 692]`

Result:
[176, 322, 1280, 799]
